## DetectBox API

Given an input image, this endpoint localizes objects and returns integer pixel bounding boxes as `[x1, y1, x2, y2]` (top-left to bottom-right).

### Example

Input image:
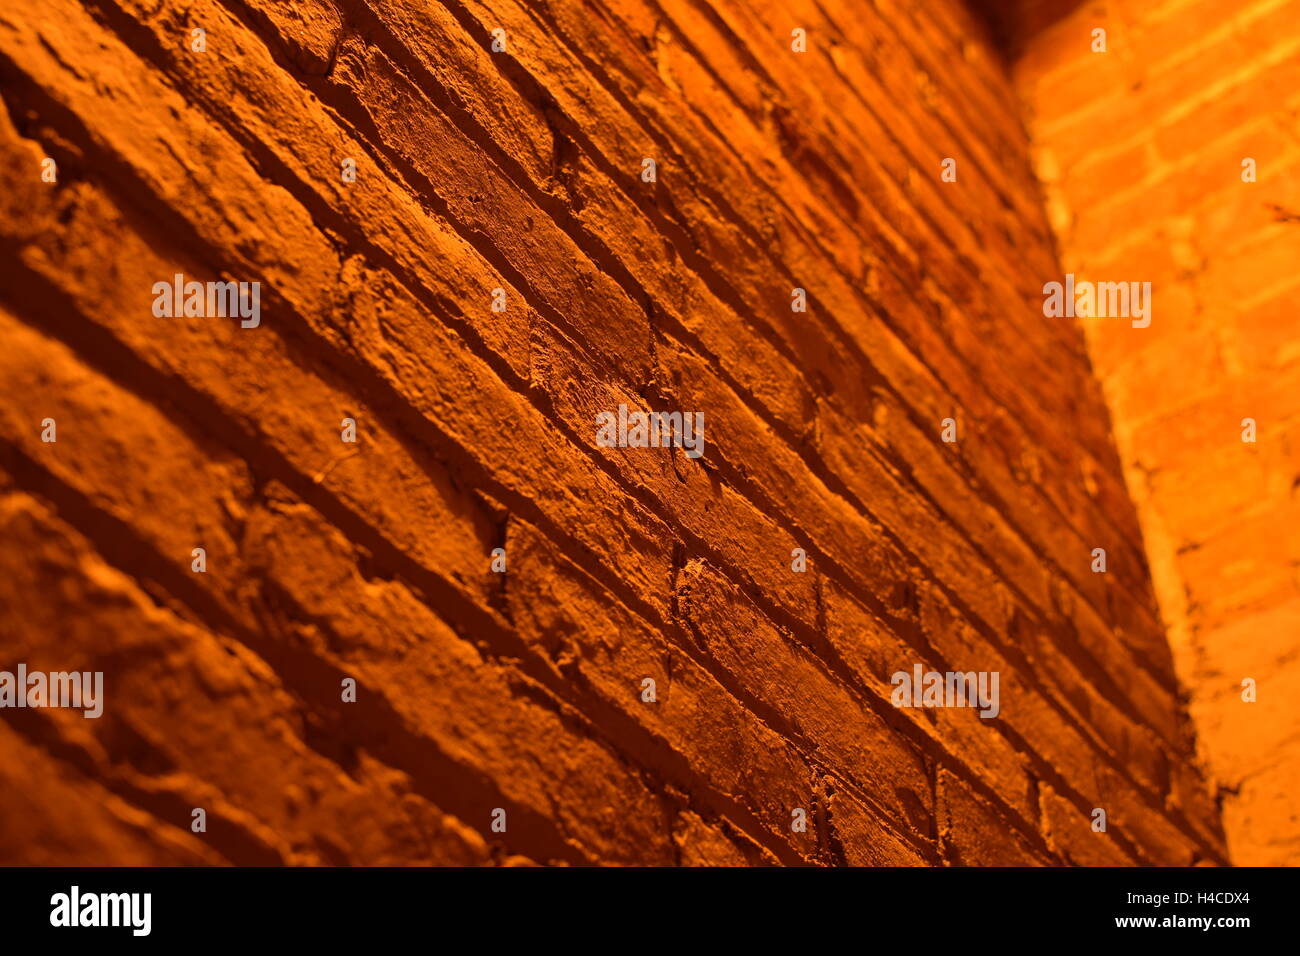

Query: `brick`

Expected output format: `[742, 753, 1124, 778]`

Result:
[0, 0, 1232, 868]
[1017, 0, 1299, 865]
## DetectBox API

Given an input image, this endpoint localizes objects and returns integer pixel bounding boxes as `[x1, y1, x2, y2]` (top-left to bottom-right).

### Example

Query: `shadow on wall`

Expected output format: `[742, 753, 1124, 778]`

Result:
[971, 0, 1090, 60]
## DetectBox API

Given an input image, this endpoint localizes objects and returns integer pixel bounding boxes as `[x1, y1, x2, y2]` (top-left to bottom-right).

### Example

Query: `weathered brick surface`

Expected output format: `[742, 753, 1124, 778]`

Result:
[0, 0, 1227, 864]
[1011, 0, 1300, 865]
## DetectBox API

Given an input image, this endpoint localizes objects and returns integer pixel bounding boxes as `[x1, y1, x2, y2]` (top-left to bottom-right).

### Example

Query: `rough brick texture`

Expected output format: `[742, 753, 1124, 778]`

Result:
[0, 0, 1227, 865]
[1011, 0, 1300, 865]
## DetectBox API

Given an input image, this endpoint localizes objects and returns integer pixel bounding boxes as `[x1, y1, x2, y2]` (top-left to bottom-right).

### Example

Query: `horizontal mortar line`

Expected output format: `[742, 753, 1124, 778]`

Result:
[2, 0, 1216, 868]
[0, 59, 1180, 853]
[696, 0, 1040, 231]
[0, 708, 247, 865]
[1066, 150, 1300, 264]
[634, 61, 1160, 622]
[1077, 202, 1300, 278]
[894, 0, 1034, 136]
[1049, 106, 1265, 192]
[249, 571, 725, 865]
[0, 248, 1046, 868]
[1236, 270, 1300, 310]
[907, 0, 1041, 146]
[0, 263, 824, 868]
[651, 17, 1073, 382]
[1037, 24, 1300, 143]
[2, 174, 1190, 874]
[7, 80, 1190, 837]
[517, 0, 1092, 391]
[413, 0, 1128, 504]
[0, 273, 832, 868]
[673, 573, 1069, 864]
[707, 0, 1060, 287]
[0, 434, 604, 867]
[7, 9, 1206, 858]
[867, 0, 1053, 214]
[2, 702, 293, 865]
[304, 0, 1167, 643]
[72, 0, 1170, 716]
[484, 1, 1155, 542]
[1059, 114, 1295, 218]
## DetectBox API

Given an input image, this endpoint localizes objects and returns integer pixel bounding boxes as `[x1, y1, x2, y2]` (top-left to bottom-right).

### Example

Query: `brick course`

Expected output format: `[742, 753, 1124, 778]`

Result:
[1012, 0, 1300, 865]
[0, 0, 1230, 864]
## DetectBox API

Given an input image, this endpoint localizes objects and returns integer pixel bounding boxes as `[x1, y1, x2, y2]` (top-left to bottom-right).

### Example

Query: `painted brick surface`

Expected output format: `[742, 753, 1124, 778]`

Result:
[1011, 0, 1300, 866]
[0, 0, 1227, 865]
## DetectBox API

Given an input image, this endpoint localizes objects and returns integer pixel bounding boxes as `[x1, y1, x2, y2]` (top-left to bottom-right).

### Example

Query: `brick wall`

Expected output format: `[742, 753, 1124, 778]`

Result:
[1010, 0, 1300, 865]
[0, 0, 1225, 865]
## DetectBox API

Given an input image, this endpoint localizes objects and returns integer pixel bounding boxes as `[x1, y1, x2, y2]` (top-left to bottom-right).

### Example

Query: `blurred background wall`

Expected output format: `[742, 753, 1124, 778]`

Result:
[992, 0, 1300, 865]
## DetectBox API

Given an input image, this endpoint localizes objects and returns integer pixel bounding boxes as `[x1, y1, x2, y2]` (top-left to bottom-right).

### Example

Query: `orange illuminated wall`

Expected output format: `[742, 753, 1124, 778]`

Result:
[0, 0, 1288, 866]
[1005, 0, 1300, 865]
